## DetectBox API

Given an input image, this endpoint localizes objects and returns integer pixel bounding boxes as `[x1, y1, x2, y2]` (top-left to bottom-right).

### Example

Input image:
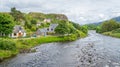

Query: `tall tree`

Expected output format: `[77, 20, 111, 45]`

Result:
[0, 13, 15, 37]
[10, 7, 24, 22]
[101, 20, 119, 32]
[55, 20, 70, 34]
[55, 20, 76, 35]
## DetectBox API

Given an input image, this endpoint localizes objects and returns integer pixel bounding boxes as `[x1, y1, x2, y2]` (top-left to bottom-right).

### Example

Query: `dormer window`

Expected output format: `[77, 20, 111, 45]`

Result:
[51, 28, 53, 31]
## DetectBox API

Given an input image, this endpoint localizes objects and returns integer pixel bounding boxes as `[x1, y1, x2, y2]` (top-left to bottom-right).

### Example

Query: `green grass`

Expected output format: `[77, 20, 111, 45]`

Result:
[15, 35, 78, 49]
[110, 33, 120, 38]
[0, 50, 18, 61]
[103, 30, 120, 38]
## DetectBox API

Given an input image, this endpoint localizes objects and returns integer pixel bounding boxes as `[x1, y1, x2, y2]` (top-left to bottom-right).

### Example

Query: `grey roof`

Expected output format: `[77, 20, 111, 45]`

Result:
[13, 25, 25, 33]
[36, 24, 58, 34]
[49, 24, 58, 29]
[37, 28, 47, 33]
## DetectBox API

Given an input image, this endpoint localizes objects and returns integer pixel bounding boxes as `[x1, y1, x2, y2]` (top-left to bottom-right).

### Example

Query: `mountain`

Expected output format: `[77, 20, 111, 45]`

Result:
[87, 16, 120, 25]
[86, 16, 120, 30]
[111, 16, 120, 22]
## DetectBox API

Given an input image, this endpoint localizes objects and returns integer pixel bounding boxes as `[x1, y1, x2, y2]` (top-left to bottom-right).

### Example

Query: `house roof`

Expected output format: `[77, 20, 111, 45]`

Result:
[37, 28, 47, 33]
[13, 25, 26, 33]
[36, 24, 58, 33]
[49, 24, 58, 28]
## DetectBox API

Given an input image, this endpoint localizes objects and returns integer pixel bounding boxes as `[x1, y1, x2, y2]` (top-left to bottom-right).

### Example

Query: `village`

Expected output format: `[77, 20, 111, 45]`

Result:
[0, 7, 88, 64]
[10, 18, 58, 38]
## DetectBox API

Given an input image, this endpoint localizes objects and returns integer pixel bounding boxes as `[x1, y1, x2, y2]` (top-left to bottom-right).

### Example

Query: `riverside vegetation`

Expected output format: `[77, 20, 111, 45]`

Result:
[0, 7, 88, 62]
[86, 19, 120, 38]
[96, 20, 120, 38]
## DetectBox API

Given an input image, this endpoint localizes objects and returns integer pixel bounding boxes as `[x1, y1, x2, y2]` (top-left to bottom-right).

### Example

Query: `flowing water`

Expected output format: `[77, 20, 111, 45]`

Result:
[0, 30, 120, 67]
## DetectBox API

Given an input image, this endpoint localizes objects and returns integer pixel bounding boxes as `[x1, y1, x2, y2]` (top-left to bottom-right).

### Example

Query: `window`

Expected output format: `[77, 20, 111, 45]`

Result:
[14, 33, 17, 36]
[51, 28, 53, 31]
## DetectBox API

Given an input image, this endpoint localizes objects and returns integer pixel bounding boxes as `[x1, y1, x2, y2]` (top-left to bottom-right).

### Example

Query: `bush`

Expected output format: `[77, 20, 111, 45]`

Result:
[0, 39, 16, 50]
[64, 34, 77, 41]
[76, 30, 87, 38]
[112, 28, 120, 33]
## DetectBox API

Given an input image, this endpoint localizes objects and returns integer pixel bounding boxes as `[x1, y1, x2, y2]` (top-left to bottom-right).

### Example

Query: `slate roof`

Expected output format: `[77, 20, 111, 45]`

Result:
[36, 24, 58, 35]
[37, 28, 47, 33]
[49, 24, 58, 29]
[13, 25, 25, 33]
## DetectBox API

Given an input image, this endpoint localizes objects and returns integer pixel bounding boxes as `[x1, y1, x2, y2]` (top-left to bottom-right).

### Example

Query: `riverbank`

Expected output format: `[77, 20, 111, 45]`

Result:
[103, 32, 120, 38]
[0, 33, 87, 62]
[102, 28, 120, 38]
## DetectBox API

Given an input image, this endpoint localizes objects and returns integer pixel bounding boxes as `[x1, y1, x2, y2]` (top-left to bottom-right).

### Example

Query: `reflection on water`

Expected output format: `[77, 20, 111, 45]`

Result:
[1, 30, 120, 67]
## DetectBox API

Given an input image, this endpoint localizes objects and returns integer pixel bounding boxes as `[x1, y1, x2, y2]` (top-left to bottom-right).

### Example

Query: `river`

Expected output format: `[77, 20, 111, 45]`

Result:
[0, 30, 120, 67]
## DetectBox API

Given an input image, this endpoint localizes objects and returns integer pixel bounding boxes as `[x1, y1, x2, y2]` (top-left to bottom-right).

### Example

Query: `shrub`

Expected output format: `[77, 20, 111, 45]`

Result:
[76, 30, 87, 38]
[64, 34, 77, 41]
[112, 28, 120, 33]
[0, 39, 16, 50]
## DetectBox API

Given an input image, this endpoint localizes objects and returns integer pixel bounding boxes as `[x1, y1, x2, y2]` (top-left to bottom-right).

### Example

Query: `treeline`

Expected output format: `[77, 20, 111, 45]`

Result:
[86, 19, 120, 38]
[96, 20, 120, 33]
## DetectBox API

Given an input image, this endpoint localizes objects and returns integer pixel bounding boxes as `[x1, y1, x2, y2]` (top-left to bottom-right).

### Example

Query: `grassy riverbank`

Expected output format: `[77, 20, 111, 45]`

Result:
[102, 28, 120, 38]
[0, 32, 87, 62]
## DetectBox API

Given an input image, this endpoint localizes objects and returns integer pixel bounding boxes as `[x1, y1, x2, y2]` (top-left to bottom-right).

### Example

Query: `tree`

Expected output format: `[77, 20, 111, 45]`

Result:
[70, 21, 81, 30]
[96, 26, 102, 33]
[31, 19, 37, 25]
[86, 24, 97, 30]
[55, 20, 70, 35]
[0, 13, 15, 37]
[10, 7, 24, 22]
[101, 20, 119, 32]
[55, 20, 77, 35]
[80, 25, 88, 34]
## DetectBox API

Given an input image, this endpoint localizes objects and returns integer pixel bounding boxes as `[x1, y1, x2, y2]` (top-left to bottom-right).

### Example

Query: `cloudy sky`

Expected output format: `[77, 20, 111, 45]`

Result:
[1, 0, 120, 24]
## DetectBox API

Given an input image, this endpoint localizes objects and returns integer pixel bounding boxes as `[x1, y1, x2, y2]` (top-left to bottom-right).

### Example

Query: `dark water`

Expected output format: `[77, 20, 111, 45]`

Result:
[1, 30, 120, 67]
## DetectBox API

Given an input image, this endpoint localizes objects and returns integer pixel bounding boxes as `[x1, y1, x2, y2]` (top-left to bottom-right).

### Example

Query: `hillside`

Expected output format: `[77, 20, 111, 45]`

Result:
[86, 16, 120, 30]
[27, 12, 68, 21]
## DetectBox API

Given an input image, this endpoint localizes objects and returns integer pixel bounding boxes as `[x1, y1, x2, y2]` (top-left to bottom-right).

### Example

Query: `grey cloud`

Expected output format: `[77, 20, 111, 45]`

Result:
[1, 0, 120, 24]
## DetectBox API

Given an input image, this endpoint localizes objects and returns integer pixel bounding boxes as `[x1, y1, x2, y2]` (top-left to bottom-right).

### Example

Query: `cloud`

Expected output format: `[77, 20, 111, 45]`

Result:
[1, 0, 120, 24]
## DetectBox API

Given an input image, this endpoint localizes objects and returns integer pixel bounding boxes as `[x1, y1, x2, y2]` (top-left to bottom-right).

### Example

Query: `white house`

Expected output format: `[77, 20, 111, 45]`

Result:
[43, 18, 51, 23]
[36, 22, 42, 27]
[11, 25, 26, 38]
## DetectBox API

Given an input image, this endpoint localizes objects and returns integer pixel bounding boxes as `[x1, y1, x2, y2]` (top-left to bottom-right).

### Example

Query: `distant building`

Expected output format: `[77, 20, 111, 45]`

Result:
[47, 24, 58, 32]
[11, 25, 26, 38]
[36, 28, 47, 36]
[43, 19, 51, 23]
[36, 22, 42, 27]
[36, 24, 58, 36]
